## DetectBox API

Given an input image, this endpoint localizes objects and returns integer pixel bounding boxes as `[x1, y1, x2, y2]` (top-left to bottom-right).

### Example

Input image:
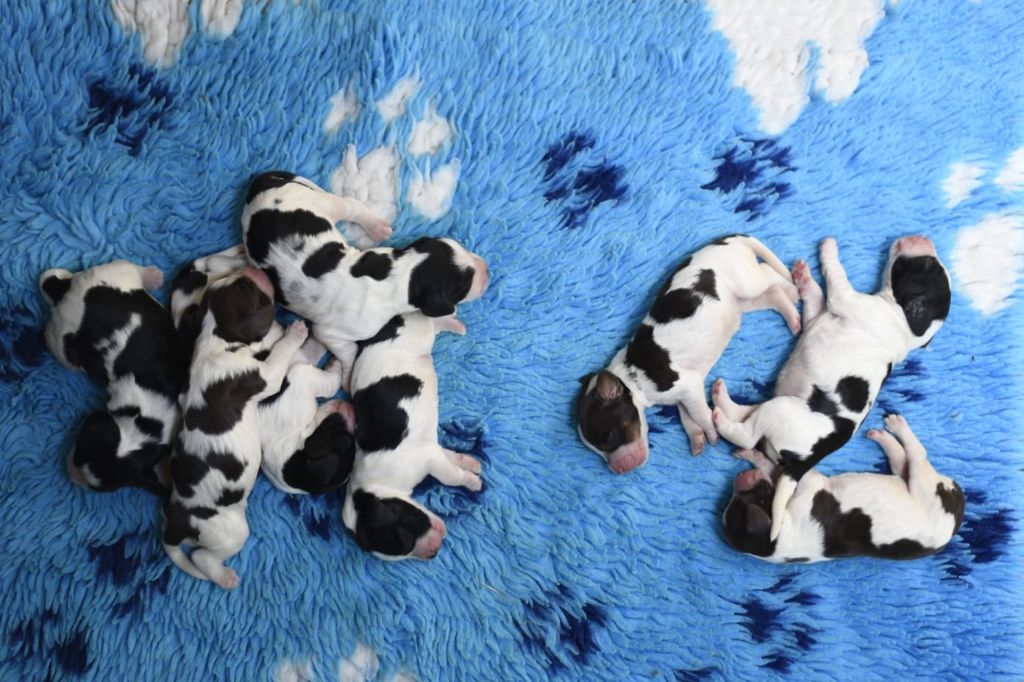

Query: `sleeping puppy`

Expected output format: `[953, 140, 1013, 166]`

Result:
[162, 267, 308, 588]
[170, 246, 356, 495]
[39, 260, 185, 493]
[713, 236, 951, 542]
[576, 234, 799, 473]
[241, 171, 489, 385]
[723, 414, 964, 563]
[342, 312, 483, 561]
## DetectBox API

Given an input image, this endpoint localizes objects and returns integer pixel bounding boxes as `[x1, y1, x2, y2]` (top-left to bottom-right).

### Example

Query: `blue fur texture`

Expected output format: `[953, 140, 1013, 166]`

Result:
[0, 1, 1021, 679]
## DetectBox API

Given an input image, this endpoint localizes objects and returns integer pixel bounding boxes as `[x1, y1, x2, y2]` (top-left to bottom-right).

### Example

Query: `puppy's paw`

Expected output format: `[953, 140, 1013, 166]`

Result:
[365, 219, 393, 243]
[786, 313, 802, 335]
[141, 266, 164, 290]
[285, 321, 309, 343]
[299, 337, 328, 364]
[456, 454, 482, 474]
[706, 426, 719, 446]
[326, 357, 345, 377]
[711, 407, 724, 426]
[820, 238, 838, 260]
[689, 433, 705, 456]
[216, 568, 239, 590]
[463, 473, 483, 492]
[884, 413, 908, 434]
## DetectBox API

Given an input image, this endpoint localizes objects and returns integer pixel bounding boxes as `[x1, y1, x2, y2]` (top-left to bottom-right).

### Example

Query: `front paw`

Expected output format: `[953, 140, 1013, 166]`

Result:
[285, 320, 309, 343]
[366, 219, 393, 242]
[464, 472, 483, 492]
[820, 238, 838, 260]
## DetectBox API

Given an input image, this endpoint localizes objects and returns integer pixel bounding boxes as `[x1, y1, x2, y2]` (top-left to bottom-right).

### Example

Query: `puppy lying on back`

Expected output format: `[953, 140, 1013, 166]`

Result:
[163, 267, 307, 588]
[170, 246, 356, 495]
[713, 237, 951, 541]
[343, 313, 483, 560]
[39, 260, 185, 493]
[242, 172, 489, 385]
[723, 415, 964, 563]
[576, 234, 799, 473]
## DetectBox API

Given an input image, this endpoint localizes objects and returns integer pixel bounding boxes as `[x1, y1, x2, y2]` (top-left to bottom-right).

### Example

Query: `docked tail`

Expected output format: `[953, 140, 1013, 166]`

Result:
[737, 235, 793, 281]
[163, 543, 209, 581]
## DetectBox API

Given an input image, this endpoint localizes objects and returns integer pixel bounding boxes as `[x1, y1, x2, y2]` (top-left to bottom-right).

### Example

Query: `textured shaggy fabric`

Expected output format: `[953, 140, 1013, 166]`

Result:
[1, 1, 1023, 680]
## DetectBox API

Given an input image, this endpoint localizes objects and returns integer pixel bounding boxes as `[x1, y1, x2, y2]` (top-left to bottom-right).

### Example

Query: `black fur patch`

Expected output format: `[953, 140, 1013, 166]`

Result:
[351, 251, 393, 280]
[350, 490, 432, 557]
[169, 446, 210, 498]
[692, 269, 719, 300]
[806, 386, 838, 416]
[208, 278, 275, 344]
[184, 370, 267, 435]
[936, 481, 966, 530]
[281, 413, 355, 494]
[134, 416, 163, 439]
[722, 479, 776, 557]
[245, 171, 297, 204]
[72, 412, 167, 493]
[625, 324, 678, 393]
[650, 287, 702, 324]
[811, 416, 856, 461]
[245, 208, 333, 264]
[576, 371, 641, 455]
[207, 451, 245, 481]
[353, 374, 423, 452]
[356, 315, 405, 355]
[890, 255, 951, 337]
[110, 406, 140, 419]
[836, 376, 870, 413]
[302, 242, 346, 279]
[215, 488, 245, 506]
[41, 275, 71, 304]
[262, 265, 287, 307]
[259, 377, 290, 407]
[163, 501, 217, 546]
[400, 238, 474, 317]
[810, 490, 936, 559]
[710, 233, 747, 246]
[784, 557, 810, 563]
[170, 263, 207, 296]
[254, 349, 270, 362]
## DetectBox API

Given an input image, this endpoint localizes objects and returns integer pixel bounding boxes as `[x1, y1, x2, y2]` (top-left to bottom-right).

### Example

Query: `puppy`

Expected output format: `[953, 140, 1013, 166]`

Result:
[162, 267, 308, 588]
[40, 260, 185, 493]
[170, 246, 356, 495]
[576, 234, 799, 473]
[241, 171, 489, 384]
[713, 236, 951, 541]
[342, 313, 482, 560]
[723, 415, 964, 563]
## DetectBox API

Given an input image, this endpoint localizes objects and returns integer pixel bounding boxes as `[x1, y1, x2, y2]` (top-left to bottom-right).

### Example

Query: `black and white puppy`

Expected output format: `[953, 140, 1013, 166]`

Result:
[170, 246, 356, 495]
[162, 267, 308, 588]
[40, 260, 185, 493]
[241, 171, 489, 384]
[343, 313, 482, 561]
[723, 414, 964, 563]
[713, 236, 952, 541]
[576, 235, 799, 473]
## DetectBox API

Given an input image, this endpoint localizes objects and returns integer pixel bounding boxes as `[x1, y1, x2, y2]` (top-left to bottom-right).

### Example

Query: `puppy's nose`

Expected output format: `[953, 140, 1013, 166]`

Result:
[893, 236, 936, 258]
[241, 266, 275, 300]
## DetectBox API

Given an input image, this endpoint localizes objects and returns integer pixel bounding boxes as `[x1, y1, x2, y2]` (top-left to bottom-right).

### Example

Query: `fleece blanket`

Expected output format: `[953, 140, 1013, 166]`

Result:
[1, 1, 1022, 680]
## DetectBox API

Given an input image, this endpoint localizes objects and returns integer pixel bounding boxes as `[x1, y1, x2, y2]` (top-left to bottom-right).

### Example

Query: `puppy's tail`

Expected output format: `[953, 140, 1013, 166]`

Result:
[163, 543, 210, 581]
[737, 236, 793, 282]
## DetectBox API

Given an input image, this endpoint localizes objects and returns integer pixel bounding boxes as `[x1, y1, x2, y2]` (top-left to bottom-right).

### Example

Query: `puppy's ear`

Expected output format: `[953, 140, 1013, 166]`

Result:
[39, 269, 73, 305]
[596, 371, 623, 401]
[578, 373, 595, 386]
[746, 504, 772, 537]
[411, 289, 456, 318]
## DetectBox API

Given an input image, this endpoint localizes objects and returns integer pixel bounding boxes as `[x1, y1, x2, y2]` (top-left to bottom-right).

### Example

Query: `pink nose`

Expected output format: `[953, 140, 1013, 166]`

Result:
[241, 266, 275, 300]
[893, 236, 937, 258]
[735, 468, 768, 492]
[606, 443, 649, 474]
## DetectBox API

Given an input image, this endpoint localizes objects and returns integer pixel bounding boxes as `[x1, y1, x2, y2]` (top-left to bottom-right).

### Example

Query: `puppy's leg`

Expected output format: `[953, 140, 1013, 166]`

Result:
[288, 360, 344, 400]
[883, 414, 944, 501]
[190, 514, 249, 590]
[441, 448, 483, 474]
[432, 314, 466, 336]
[712, 396, 810, 450]
[314, 330, 357, 392]
[256, 321, 309, 399]
[677, 406, 706, 456]
[866, 424, 908, 482]
[429, 447, 482, 491]
[295, 337, 328, 366]
[819, 238, 858, 309]
[195, 245, 247, 277]
[792, 260, 824, 325]
[673, 373, 717, 447]
[317, 193, 393, 243]
[712, 379, 756, 421]
[734, 448, 777, 478]
[739, 284, 801, 334]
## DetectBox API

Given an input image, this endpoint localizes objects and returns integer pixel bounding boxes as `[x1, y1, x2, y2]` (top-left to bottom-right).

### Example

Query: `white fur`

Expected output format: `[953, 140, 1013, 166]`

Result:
[713, 237, 950, 541]
[323, 78, 361, 135]
[580, 235, 798, 470]
[407, 159, 460, 220]
[408, 102, 454, 156]
[376, 71, 421, 123]
[953, 212, 1024, 316]
[339, 642, 380, 682]
[342, 313, 481, 560]
[110, 0, 191, 67]
[200, 0, 243, 38]
[942, 161, 985, 208]
[995, 147, 1024, 193]
[329, 145, 399, 246]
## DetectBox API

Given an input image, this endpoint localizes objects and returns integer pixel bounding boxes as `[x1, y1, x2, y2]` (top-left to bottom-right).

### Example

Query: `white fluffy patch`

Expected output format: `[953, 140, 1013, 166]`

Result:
[707, 0, 886, 134]
[407, 160, 461, 221]
[995, 147, 1024, 193]
[201, 0, 244, 38]
[338, 643, 379, 682]
[408, 102, 454, 156]
[110, 0, 191, 67]
[273, 659, 314, 682]
[388, 672, 416, 682]
[953, 212, 1024, 315]
[324, 78, 361, 135]
[942, 162, 985, 208]
[376, 72, 422, 124]
[329, 145, 399, 247]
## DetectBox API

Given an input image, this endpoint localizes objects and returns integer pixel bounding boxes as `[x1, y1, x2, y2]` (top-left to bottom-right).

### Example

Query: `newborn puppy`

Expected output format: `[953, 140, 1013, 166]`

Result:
[576, 234, 799, 473]
[723, 415, 964, 563]
[242, 171, 489, 384]
[713, 236, 951, 541]
[170, 246, 356, 495]
[342, 313, 482, 561]
[40, 260, 185, 493]
[162, 268, 308, 588]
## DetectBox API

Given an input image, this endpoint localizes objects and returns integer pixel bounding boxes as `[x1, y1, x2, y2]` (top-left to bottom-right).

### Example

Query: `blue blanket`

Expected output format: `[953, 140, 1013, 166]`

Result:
[1, 1, 1021, 679]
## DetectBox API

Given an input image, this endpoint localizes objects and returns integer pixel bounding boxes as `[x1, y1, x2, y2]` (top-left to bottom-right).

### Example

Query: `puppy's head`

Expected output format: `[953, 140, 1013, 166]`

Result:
[881, 236, 951, 348]
[403, 238, 489, 317]
[39, 261, 163, 308]
[722, 468, 776, 557]
[576, 370, 649, 474]
[203, 267, 276, 343]
[67, 411, 168, 494]
[345, 490, 446, 560]
[281, 411, 356, 494]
